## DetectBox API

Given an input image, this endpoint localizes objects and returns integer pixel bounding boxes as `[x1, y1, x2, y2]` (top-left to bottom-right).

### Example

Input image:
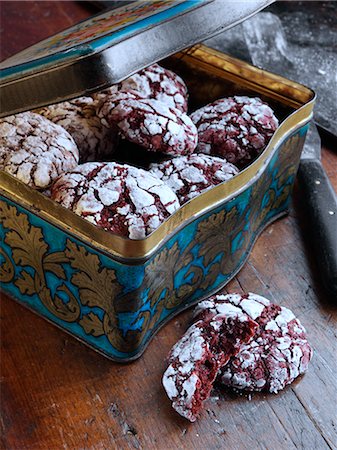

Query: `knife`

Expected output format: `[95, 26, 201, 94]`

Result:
[297, 123, 337, 297]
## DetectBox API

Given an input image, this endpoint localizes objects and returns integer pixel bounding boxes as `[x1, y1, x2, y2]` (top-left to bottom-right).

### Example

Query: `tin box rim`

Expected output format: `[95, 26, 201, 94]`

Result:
[0, 45, 315, 262]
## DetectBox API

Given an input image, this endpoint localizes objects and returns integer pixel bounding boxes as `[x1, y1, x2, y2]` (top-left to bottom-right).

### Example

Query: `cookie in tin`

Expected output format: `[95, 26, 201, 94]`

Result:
[150, 153, 239, 204]
[102, 96, 197, 156]
[0, 112, 79, 189]
[93, 64, 188, 113]
[51, 161, 180, 239]
[191, 96, 279, 167]
[36, 96, 118, 163]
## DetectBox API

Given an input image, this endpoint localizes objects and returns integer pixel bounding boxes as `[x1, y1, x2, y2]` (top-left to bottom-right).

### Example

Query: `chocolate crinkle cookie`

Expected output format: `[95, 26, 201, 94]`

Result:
[118, 64, 188, 113]
[150, 153, 239, 204]
[103, 97, 197, 156]
[51, 162, 180, 239]
[190, 96, 279, 167]
[93, 64, 188, 112]
[162, 303, 258, 422]
[36, 96, 118, 163]
[96, 90, 142, 128]
[195, 293, 313, 394]
[0, 112, 79, 189]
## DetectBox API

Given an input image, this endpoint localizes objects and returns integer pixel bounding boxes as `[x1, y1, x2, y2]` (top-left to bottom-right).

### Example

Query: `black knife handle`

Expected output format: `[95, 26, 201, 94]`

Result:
[297, 160, 337, 297]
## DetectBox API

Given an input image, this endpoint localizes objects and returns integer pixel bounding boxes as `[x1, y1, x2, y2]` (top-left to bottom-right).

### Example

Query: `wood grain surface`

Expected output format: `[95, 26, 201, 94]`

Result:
[1, 2, 336, 449]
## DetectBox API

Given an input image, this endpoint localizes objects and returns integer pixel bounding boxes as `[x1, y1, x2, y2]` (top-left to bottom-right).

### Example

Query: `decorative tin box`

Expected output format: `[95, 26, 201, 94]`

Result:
[0, 2, 315, 361]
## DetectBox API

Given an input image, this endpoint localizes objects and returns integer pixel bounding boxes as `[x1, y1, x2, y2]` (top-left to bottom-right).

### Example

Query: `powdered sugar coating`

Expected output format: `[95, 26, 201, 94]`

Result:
[0, 112, 79, 189]
[96, 90, 141, 128]
[36, 96, 118, 163]
[150, 153, 239, 204]
[94, 64, 188, 113]
[107, 98, 197, 156]
[118, 64, 188, 112]
[163, 305, 257, 422]
[195, 293, 270, 321]
[163, 323, 208, 420]
[195, 293, 313, 393]
[51, 162, 180, 239]
[191, 96, 279, 167]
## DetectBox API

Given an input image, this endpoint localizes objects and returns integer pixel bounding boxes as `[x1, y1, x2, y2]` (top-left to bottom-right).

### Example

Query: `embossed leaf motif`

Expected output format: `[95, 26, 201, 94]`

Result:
[200, 261, 221, 291]
[0, 247, 15, 283]
[175, 265, 204, 304]
[144, 242, 185, 308]
[274, 186, 291, 211]
[276, 135, 305, 193]
[0, 201, 80, 322]
[197, 208, 242, 266]
[108, 297, 168, 353]
[279, 134, 303, 173]
[79, 312, 105, 337]
[103, 313, 138, 353]
[65, 240, 122, 314]
[44, 252, 67, 280]
[249, 167, 276, 231]
[15, 270, 36, 296]
[251, 168, 273, 214]
[0, 201, 48, 270]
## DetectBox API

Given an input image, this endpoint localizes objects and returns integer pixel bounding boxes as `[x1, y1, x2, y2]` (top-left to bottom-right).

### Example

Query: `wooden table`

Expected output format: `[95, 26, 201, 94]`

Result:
[1, 2, 336, 449]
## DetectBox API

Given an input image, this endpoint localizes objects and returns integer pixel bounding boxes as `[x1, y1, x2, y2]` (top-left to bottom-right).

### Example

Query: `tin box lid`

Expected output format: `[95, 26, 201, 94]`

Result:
[0, 0, 273, 117]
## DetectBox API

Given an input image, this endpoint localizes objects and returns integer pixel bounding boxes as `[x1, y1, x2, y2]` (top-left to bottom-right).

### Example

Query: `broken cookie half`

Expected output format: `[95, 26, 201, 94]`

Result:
[163, 293, 313, 422]
[162, 301, 258, 422]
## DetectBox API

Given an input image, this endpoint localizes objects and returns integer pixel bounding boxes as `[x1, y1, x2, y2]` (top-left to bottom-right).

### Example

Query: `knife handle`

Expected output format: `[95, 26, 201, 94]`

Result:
[297, 160, 337, 297]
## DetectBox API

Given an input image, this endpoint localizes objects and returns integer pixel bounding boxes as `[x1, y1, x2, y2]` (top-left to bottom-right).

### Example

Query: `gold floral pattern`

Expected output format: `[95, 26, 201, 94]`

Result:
[0, 247, 15, 283]
[0, 201, 80, 322]
[79, 312, 105, 337]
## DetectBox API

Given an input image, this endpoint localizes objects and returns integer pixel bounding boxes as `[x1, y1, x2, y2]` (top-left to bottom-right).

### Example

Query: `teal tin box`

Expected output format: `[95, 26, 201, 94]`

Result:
[0, 1, 314, 361]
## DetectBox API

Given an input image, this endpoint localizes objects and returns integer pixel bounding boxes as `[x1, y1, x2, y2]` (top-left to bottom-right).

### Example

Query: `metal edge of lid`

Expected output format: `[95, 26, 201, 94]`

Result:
[1, 1, 208, 75]
[0, 0, 274, 117]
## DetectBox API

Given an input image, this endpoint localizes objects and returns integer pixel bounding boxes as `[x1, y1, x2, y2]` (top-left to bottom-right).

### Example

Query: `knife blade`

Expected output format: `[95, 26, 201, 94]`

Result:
[297, 123, 337, 297]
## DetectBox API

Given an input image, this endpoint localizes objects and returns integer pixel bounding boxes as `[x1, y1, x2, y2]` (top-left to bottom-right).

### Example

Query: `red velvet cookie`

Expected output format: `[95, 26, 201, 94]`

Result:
[94, 64, 188, 112]
[194, 293, 313, 394]
[36, 96, 118, 163]
[162, 304, 258, 422]
[51, 162, 180, 239]
[96, 90, 141, 128]
[190, 96, 279, 167]
[0, 112, 79, 189]
[118, 64, 188, 113]
[106, 97, 197, 156]
[150, 153, 239, 204]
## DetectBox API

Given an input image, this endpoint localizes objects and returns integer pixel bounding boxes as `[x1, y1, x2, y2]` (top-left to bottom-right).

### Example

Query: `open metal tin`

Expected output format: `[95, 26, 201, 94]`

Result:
[0, 0, 273, 117]
[0, 2, 315, 361]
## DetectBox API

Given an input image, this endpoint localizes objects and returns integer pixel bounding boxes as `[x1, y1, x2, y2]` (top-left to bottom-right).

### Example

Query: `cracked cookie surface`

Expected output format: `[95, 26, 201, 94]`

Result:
[163, 303, 257, 422]
[150, 153, 239, 204]
[118, 64, 188, 113]
[93, 64, 188, 112]
[0, 112, 79, 189]
[51, 162, 180, 239]
[191, 96, 279, 167]
[106, 97, 197, 156]
[195, 293, 313, 394]
[36, 96, 118, 163]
